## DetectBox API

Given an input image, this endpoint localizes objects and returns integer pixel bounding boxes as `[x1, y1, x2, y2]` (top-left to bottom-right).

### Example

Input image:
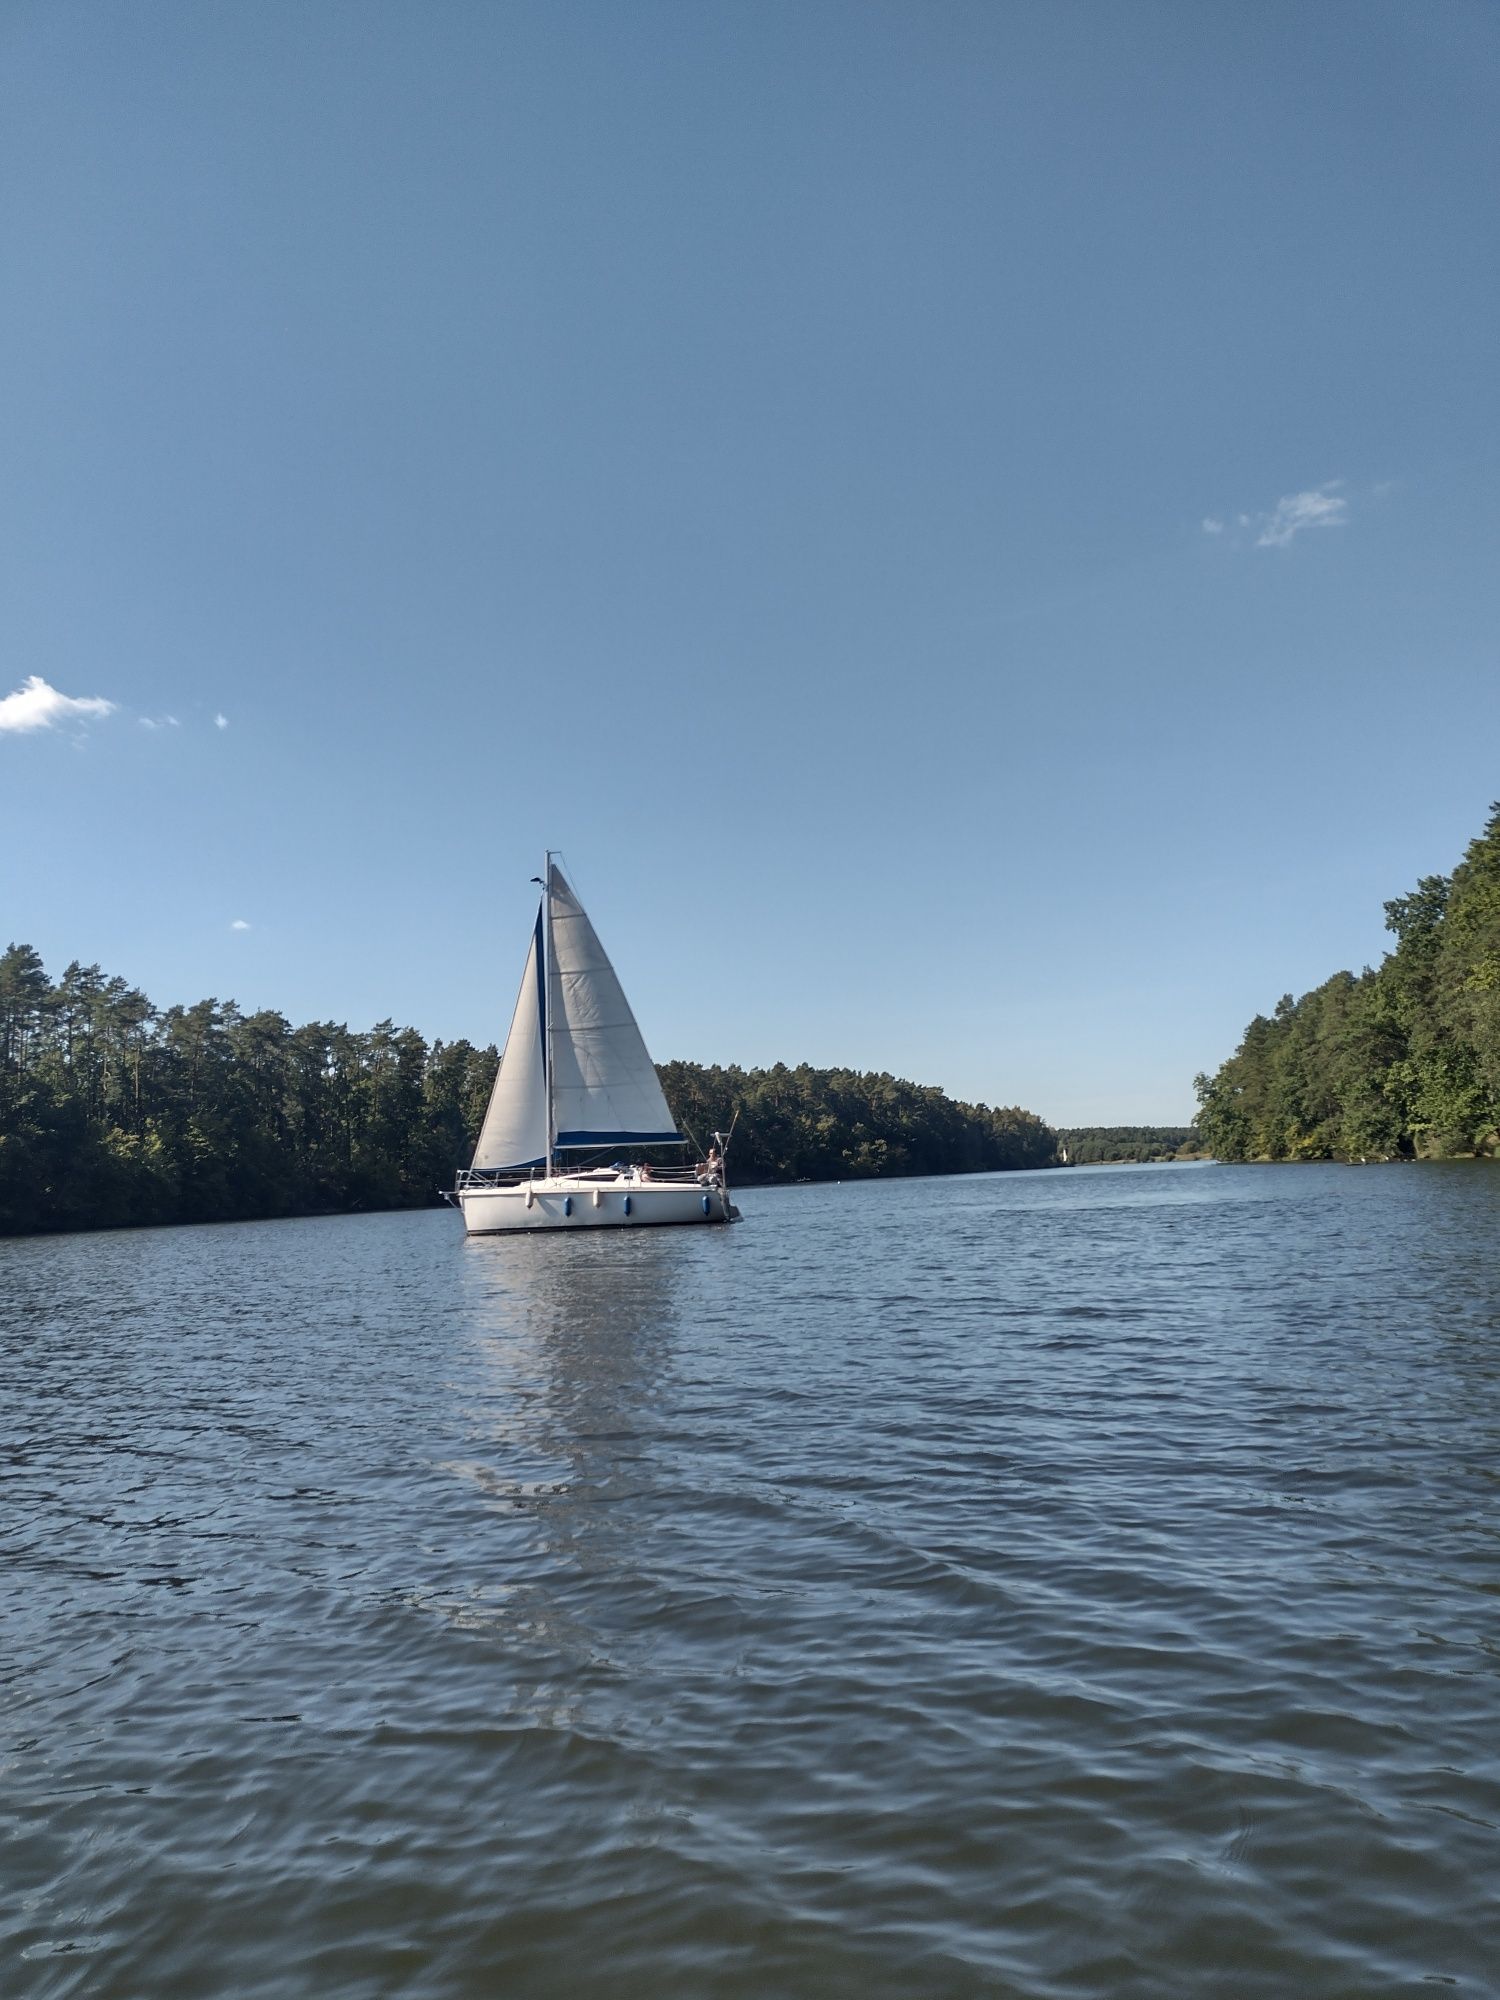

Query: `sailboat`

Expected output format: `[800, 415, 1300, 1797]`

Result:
[449, 857, 738, 1234]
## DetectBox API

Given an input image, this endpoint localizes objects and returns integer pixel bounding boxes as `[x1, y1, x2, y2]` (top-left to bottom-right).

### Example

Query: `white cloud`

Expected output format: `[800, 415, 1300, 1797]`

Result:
[214, 712, 229, 730]
[230, 919, 252, 931]
[0, 674, 117, 735]
[1201, 516, 1224, 535]
[1256, 482, 1347, 548]
[139, 714, 181, 731]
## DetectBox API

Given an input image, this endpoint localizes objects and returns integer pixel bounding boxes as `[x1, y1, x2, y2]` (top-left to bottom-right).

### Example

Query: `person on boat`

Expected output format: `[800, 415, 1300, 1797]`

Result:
[699, 1146, 722, 1186]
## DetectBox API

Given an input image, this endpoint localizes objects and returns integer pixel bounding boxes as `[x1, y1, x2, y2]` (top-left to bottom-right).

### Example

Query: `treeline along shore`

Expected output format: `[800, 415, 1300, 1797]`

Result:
[1057, 1127, 1204, 1165]
[1196, 802, 1500, 1162]
[0, 944, 1057, 1235]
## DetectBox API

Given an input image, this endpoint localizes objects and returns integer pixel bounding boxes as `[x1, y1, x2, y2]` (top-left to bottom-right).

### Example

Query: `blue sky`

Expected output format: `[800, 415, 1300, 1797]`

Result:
[2, 0, 1496, 1124]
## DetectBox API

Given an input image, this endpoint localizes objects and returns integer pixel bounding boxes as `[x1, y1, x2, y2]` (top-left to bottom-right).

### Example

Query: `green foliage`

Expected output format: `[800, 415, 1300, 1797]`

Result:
[0, 946, 500, 1235]
[0, 952, 1059, 1234]
[1195, 804, 1500, 1162]
[656, 1060, 1057, 1185]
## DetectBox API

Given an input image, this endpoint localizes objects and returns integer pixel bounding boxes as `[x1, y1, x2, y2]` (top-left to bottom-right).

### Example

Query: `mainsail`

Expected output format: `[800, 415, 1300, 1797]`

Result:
[470, 910, 549, 1170]
[545, 863, 682, 1149]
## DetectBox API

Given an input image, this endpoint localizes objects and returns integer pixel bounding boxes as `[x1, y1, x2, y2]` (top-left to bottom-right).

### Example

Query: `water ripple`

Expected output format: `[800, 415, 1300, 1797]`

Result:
[3, 1163, 1500, 1996]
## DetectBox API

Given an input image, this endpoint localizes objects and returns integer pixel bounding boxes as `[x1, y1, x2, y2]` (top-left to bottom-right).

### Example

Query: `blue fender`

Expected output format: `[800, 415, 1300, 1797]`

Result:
[623, 1194, 632, 1217]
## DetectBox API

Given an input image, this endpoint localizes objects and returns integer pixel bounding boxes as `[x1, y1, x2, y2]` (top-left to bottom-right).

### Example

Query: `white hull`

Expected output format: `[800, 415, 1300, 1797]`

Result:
[456, 1174, 735, 1235]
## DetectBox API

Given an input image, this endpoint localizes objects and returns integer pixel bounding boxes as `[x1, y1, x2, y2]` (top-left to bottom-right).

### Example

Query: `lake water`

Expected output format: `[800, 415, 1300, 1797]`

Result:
[3, 1162, 1499, 1998]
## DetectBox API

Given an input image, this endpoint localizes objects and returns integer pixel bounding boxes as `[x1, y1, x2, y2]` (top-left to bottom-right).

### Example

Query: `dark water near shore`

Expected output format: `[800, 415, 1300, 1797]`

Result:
[3, 1162, 1499, 1998]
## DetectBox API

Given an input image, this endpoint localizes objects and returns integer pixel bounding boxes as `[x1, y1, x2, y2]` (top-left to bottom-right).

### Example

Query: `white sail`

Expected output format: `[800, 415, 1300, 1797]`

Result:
[546, 863, 682, 1149]
[470, 911, 550, 1170]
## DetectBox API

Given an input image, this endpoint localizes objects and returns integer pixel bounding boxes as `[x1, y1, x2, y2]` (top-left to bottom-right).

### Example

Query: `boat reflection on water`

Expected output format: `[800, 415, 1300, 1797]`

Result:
[460, 1225, 686, 1428]
[435, 1229, 715, 1678]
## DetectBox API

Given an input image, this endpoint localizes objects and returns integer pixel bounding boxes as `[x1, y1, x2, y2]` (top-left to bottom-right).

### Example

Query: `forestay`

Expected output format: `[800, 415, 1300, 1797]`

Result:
[546, 863, 682, 1148]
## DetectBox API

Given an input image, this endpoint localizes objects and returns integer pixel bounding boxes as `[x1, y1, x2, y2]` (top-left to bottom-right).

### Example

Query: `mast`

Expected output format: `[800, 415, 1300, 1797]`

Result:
[542, 849, 557, 1173]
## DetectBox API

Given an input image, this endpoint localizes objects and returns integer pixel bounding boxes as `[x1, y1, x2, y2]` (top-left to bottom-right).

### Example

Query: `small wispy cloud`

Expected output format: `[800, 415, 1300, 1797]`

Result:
[1256, 482, 1348, 548]
[214, 712, 229, 730]
[230, 919, 252, 932]
[0, 674, 117, 735]
[139, 714, 181, 731]
[1202, 482, 1354, 552]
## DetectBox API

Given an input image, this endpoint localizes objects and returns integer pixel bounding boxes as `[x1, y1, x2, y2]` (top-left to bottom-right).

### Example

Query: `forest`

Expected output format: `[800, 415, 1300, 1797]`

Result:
[657, 1061, 1056, 1186]
[0, 945, 1058, 1235]
[1195, 802, 1500, 1162]
[1057, 1128, 1202, 1164]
